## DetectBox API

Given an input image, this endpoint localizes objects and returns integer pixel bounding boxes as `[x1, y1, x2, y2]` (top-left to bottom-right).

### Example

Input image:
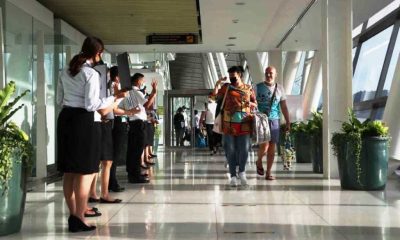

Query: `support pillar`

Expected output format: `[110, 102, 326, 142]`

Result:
[207, 53, 218, 85]
[321, 0, 353, 179]
[283, 52, 302, 94]
[36, 30, 47, 178]
[303, 51, 322, 119]
[244, 51, 264, 84]
[216, 52, 228, 78]
[383, 52, 400, 160]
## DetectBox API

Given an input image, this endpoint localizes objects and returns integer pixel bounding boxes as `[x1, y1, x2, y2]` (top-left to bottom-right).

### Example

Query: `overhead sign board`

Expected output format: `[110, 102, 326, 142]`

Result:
[146, 34, 198, 44]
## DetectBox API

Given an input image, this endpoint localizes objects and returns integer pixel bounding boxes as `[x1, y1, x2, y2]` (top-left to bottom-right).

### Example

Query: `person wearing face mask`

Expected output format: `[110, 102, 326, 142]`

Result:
[212, 66, 257, 187]
[56, 36, 126, 232]
[254, 66, 290, 180]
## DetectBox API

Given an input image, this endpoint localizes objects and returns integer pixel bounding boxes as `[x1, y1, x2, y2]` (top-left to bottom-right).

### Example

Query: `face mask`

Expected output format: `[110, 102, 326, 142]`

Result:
[230, 77, 237, 84]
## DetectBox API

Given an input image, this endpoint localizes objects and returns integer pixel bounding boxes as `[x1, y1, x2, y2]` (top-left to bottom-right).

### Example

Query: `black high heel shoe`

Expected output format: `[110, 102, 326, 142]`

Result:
[68, 215, 96, 232]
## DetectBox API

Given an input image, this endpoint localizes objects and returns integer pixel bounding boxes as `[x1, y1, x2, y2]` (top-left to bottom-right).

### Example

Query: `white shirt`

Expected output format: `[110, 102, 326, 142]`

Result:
[194, 114, 200, 128]
[56, 62, 114, 122]
[123, 86, 147, 121]
[205, 102, 216, 124]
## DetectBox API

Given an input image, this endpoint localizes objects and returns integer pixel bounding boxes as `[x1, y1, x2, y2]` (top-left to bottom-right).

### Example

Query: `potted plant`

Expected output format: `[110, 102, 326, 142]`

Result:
[331, 109, 389, 190]
[290, 112, 323, 170]
[291, 121, 312, 163]
[308, 111, 323, 173]
[0, 81, 33, 236]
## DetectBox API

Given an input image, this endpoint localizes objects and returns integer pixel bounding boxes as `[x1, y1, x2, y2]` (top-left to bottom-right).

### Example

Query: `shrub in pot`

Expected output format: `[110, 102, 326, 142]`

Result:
[331, 109, 389, 190]
[0, 81, 33, 236]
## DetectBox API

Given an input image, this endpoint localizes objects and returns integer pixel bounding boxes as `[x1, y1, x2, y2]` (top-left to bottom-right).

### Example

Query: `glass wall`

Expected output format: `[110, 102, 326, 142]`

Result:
[4, 1, 36, 172]
[352, 4, 400, 121]
[353, 26, 393, 103]
[3, 1, 56, 175]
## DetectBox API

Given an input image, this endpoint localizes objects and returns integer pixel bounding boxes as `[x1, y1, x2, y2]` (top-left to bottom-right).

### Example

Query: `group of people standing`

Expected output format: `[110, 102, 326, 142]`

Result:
[56, 36, 158, 232]
[212, 65, 290, 187]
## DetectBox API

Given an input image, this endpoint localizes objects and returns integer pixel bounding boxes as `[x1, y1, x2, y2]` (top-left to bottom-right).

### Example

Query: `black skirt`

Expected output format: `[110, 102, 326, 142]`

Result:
[100, 120, 114, 161]
[57, 107, 101, 174]
[145, 122, 155, 146]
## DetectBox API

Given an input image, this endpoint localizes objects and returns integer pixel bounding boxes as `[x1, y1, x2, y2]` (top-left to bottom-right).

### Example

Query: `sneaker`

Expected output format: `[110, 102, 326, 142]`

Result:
[238, 172, 247, 186]
[230, 176, 238, 187]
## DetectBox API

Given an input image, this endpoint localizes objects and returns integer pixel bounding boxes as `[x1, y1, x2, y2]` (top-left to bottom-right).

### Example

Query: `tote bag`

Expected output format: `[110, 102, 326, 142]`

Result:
[212, 88, 229, 134]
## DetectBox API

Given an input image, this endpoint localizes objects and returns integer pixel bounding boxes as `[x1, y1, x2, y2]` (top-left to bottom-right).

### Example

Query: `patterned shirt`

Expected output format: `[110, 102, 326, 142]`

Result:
[216, 83, 256, 136]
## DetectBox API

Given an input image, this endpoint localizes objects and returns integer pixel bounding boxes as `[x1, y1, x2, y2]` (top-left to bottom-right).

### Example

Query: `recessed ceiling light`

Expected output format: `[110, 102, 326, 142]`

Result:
[232, 19, 239, 23]
[228, 37, 237, 40]
[226, 44, 235, 47]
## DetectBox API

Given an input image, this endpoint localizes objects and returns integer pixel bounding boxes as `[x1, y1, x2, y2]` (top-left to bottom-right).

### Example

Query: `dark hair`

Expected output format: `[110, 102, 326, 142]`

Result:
[68, 36, 104, 77]
[228, 65, 244, 77]
[131, 73, 144, 85]
[110, 66, 119, 82]
[194, 110, 198, 115]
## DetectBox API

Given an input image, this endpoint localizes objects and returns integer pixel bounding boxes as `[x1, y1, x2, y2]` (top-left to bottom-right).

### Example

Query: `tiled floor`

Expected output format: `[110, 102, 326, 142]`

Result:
[5, 147, 400, 239]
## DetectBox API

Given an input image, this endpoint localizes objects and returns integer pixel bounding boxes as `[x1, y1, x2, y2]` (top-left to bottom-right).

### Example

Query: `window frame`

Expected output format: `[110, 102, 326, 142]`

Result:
[352, 7, 400, 120]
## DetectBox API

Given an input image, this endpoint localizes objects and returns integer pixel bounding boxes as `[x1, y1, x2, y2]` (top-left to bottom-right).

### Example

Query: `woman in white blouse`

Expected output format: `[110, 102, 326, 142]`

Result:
[56, 36, 125, 232]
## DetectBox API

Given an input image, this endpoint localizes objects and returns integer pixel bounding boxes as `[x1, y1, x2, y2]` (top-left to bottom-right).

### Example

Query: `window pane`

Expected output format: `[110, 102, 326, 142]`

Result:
[381, 29, 400, 97]
[354, 109, 371, 122]
[353, 26, 393, 103]
[291, 51, 306, 95]
[374, 107, 385, 120]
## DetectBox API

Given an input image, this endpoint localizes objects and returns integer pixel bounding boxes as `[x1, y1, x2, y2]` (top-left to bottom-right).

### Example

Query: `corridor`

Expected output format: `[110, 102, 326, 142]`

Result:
[8, 148, 400, 240]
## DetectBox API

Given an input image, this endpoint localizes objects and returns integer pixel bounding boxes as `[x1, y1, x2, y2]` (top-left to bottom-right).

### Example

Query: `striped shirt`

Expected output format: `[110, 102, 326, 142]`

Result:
[123, 86, 147, 121]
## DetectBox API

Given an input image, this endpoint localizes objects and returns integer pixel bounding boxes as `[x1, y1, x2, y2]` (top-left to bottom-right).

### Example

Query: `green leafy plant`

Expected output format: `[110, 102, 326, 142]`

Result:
[0, 81, 33, 195]
[331, 108, 389, 186]
[291, 111, 323, 136]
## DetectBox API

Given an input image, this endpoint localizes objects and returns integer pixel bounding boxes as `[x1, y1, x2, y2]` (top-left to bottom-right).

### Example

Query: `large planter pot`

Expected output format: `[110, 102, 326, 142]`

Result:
[0, 152, 28, 236]
[310, 134, 323, 173]
[337, 136, 389, 190]
[294, 132, 312, 163]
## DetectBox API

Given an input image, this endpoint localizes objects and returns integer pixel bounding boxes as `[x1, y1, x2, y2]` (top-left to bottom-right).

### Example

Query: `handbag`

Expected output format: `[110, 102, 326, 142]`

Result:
[251, 110, 270, 145]
[212, 87, 229, 134]
[251, 83, 277, 145]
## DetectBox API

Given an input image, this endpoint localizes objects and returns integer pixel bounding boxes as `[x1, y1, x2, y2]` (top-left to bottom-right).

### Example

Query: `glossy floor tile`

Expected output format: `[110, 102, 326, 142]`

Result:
[4, 147, 400, 239]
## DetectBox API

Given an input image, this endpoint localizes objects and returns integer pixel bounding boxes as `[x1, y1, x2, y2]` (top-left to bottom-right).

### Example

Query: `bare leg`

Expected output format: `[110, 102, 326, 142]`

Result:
[100, 160, 114, 200]
[63, 173, 75, 215]
[73, 173, 95, 225]
[266, 142, 276, 179]
[149, 146, 154, 155]
[89, 172, 99, 199]
[257, 142, 269, 169]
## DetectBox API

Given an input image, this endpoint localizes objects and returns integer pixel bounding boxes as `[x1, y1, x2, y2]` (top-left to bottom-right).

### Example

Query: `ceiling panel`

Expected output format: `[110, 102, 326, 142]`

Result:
[37, 0, 199, 45]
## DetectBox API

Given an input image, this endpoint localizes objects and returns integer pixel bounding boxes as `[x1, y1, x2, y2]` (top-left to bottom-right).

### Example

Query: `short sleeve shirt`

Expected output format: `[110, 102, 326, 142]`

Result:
[254, 82, 286, 120]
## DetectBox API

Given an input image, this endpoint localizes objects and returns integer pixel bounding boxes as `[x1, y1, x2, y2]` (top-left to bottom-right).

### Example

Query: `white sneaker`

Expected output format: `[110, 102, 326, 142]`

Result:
[238, 172, 247, 186]
[230, 176, 238, 187]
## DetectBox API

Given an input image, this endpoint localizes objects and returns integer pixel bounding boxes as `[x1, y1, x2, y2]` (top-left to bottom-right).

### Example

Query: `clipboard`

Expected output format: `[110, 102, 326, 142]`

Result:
[93, 64, 108, 98]
[117, 52, 132, 91]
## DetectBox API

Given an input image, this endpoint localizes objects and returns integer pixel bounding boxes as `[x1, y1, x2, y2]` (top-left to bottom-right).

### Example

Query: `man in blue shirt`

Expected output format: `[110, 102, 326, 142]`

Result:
[254, 66, 290, 180]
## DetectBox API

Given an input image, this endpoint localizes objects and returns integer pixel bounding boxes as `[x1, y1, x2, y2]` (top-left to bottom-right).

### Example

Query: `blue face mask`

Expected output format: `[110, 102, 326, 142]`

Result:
[230, 77, 237, 84]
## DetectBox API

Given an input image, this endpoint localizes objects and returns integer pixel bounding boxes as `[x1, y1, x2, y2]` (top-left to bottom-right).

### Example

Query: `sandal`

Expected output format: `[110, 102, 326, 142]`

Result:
[256, 162, 264, 176]
[265, 174, 276, 181]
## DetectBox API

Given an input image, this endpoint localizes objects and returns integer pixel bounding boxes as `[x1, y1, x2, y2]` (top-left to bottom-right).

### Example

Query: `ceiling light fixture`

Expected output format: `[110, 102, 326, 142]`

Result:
[226, 44, 235, 47]
[228, 37, 237, 40]
[232, 19, 239, 23]
[235, 2, 245, 6]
